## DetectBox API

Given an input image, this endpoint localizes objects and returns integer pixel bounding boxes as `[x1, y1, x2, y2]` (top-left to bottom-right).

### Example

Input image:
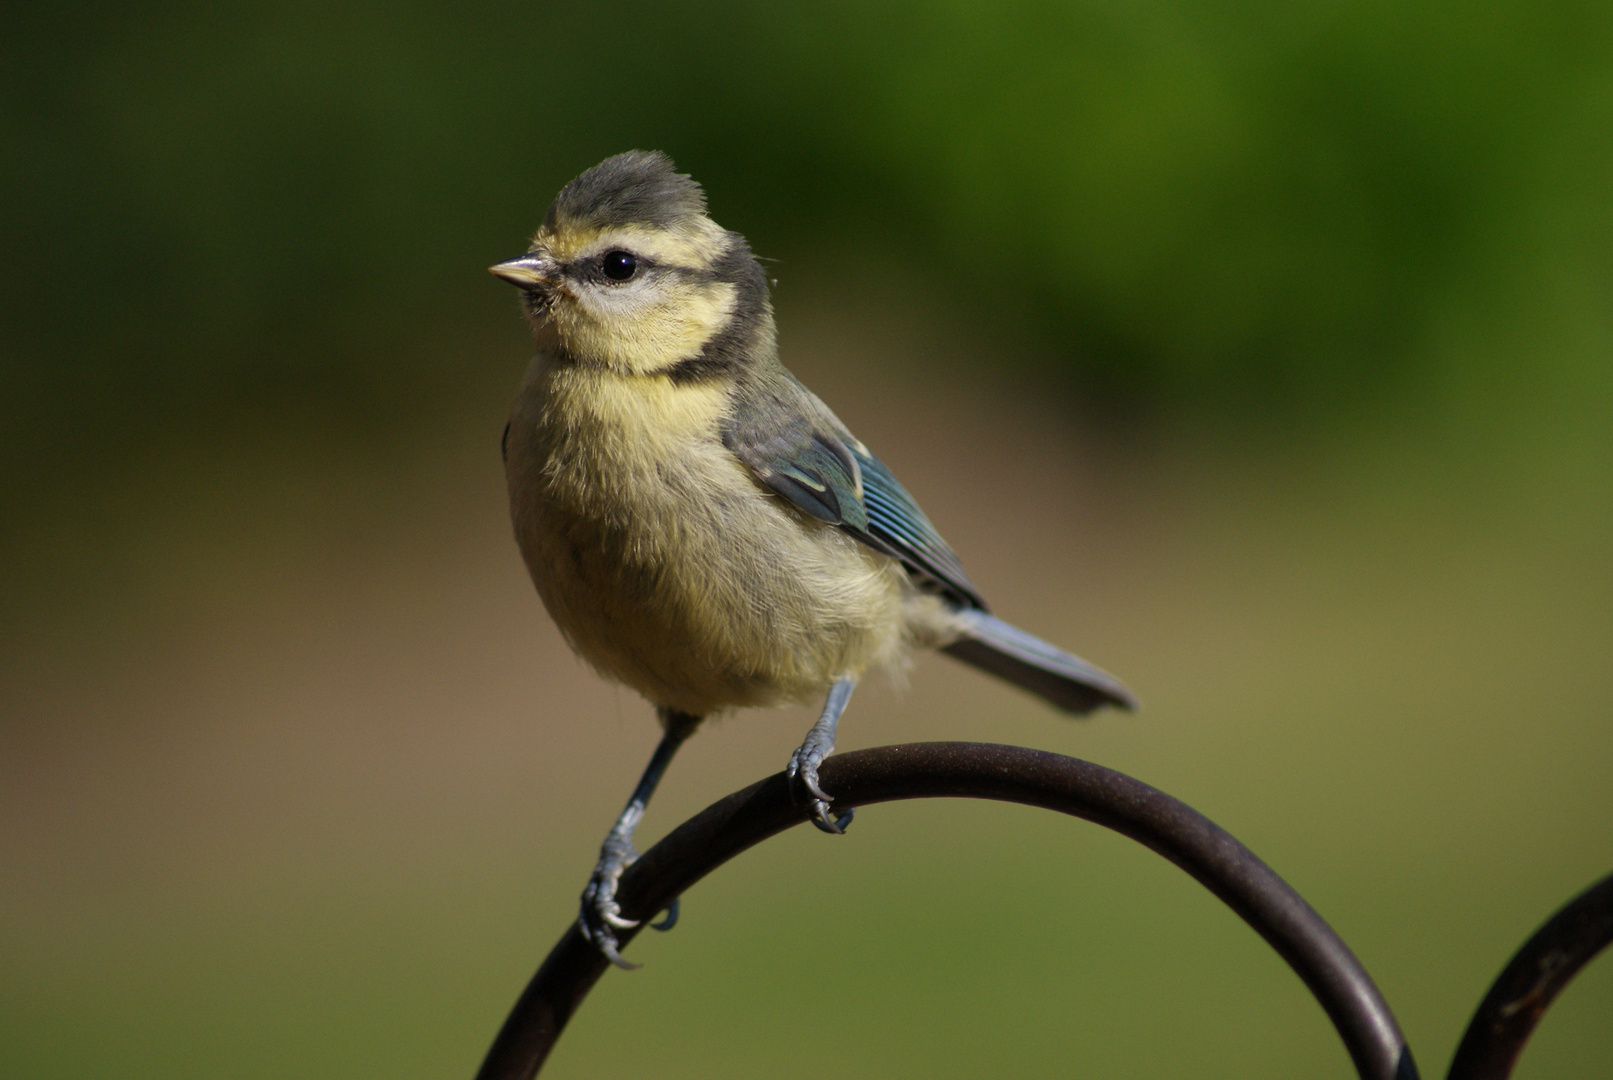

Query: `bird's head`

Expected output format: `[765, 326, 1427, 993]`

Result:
[491, 151, 773, 380]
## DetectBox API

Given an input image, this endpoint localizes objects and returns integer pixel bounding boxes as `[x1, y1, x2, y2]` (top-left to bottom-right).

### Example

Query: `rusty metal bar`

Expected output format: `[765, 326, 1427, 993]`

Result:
[475, 742, 1417, 1080]
[1446, 870, 1613, 1080]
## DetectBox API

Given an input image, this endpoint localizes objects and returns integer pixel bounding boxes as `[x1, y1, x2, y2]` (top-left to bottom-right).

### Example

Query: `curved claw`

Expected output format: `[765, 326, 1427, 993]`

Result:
[578, 900, 643, 970]
[809, 801, 855, 835]
[650, 897, 680, 932]
[801, 770, 833, 805]
[596, 933, 640, 971]
[581, 874, 641, 932]
[599, 907, 639, 931]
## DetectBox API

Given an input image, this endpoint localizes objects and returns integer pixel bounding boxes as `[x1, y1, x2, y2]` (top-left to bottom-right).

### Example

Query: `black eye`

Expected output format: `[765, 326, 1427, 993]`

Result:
[601, 250, 638, 281]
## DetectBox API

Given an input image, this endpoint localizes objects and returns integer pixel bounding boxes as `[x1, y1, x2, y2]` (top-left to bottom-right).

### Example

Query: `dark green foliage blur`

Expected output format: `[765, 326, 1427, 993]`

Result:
[5, 0, 1611, 449]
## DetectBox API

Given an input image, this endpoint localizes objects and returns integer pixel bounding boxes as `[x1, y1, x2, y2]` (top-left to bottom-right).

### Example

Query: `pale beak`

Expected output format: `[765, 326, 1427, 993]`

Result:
[489, 253, 559, 291]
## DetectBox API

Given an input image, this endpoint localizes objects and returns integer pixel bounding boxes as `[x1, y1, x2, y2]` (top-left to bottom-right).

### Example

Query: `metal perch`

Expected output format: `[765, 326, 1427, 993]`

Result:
[1446, 870, 1613, 1080]
[474, 742, 1416, 1080]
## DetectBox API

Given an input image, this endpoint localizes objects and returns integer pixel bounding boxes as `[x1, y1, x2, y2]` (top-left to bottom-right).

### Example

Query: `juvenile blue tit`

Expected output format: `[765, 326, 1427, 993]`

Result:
[492, 150, 1135, 967]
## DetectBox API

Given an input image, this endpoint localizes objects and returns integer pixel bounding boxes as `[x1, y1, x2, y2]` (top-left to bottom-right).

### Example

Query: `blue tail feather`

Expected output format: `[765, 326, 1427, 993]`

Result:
[940, 609, 1137, 715]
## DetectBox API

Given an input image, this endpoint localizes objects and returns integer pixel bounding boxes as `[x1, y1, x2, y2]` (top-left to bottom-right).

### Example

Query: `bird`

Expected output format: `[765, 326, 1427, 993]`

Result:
[491, 150, 1135, 968]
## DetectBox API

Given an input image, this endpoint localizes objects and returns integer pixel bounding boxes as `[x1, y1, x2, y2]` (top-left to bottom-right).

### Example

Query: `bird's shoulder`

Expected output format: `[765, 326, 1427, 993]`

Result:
[720, 368, 869, 529]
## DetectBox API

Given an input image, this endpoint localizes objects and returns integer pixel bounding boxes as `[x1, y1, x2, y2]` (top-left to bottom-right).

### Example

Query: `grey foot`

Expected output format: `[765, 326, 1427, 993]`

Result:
[786, 741, 855, 834]
[578, 837, 682, 969]
[579, 833, 641, 970]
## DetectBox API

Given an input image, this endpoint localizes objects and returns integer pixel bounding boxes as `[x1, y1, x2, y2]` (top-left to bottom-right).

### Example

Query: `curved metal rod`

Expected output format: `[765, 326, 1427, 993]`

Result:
[1447, 870, 1613, 1080]
[475, 742, 1418, 1080]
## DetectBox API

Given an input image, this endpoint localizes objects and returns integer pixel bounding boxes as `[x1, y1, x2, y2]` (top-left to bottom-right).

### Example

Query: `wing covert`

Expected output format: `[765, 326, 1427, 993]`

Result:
[720, 372, 986, 611]
[721, 387, 867, 532]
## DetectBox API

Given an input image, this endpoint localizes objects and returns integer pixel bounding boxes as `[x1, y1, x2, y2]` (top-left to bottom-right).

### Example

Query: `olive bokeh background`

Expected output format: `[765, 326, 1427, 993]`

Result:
[4, 4, 1611, 1078]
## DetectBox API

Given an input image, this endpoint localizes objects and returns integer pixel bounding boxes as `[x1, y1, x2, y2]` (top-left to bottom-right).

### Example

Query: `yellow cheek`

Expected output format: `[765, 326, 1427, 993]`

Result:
[558, 280, 738, 375]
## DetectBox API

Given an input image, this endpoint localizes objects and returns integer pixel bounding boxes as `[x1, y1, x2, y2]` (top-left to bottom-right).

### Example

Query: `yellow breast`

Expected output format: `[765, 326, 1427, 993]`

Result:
[505, 353, 908, 715]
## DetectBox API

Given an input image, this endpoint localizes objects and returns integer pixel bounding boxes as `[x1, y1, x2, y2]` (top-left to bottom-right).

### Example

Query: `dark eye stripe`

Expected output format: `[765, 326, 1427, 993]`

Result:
[563, 250, 725, 286]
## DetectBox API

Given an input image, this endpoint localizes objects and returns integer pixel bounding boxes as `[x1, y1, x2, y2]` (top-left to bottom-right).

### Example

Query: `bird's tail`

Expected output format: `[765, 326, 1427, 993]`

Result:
[939, 608, 1137, 715]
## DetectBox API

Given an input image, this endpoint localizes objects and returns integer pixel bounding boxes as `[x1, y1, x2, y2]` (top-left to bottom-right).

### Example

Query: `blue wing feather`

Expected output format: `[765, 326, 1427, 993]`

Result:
[853, 450, 986, 609]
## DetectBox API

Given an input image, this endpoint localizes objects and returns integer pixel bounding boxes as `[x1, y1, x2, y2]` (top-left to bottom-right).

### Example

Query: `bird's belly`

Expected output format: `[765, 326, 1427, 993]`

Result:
[512, 454, 906, 716]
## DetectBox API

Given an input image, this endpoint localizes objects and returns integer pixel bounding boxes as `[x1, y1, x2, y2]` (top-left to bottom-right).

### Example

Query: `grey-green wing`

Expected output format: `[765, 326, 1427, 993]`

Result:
[721, 371, 1134, 716]
[721, 374, 987, 610]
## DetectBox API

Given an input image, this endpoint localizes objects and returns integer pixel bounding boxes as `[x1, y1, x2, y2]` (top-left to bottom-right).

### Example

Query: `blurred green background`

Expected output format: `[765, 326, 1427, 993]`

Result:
[3, 3, 1610, 1078]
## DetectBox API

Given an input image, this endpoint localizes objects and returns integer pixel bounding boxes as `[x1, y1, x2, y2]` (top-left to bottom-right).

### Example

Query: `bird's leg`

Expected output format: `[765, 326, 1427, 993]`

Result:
[579, 709, 701, 969]
[786, 677, 857, 834]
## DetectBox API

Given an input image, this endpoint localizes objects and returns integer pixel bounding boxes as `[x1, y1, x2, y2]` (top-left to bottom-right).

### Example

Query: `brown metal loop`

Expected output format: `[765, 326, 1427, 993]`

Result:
[475, 742, 1418, 1080]
[1447, 870, 1613, 1080]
